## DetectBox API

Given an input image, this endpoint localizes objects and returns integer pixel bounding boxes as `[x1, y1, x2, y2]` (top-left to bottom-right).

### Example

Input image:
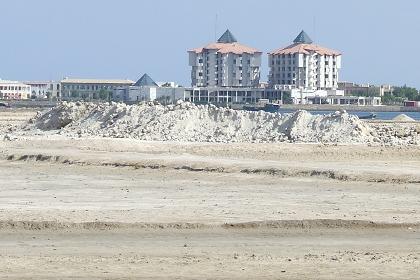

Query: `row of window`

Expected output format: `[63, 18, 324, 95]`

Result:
[0, 85, 30, 91]
[62, 84, 115, 90]
[272, 53, 337, 59]
[198, 57, 251, 64]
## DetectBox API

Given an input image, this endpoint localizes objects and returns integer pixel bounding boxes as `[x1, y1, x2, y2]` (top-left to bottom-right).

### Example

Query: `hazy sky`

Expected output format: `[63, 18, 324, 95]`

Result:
[1, 0, 419, 88]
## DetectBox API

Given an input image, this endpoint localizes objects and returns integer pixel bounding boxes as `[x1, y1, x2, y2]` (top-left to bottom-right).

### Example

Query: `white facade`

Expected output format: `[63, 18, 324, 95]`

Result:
[287, 88, 344, 104]
[126, 86, 184, 103]
[189, 30, 261, 88]
[23, 81, 61, 99]
[114, 86, 185, 103]
[269, 31, 342, 90]
[0, 80, 31, 100]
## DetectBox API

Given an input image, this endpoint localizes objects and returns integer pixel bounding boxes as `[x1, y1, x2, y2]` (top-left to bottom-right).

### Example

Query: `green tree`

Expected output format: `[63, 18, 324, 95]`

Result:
[381, 85, 420, 105]
[70, 90, 79, 99]
[99, 89, 112, 100]
[393, 85, 419, 100]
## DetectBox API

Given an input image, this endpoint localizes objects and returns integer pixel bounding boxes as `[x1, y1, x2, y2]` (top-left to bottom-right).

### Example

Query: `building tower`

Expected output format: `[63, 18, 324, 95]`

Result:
[268, 30, 342, 90]
[188, 29, 262, 87]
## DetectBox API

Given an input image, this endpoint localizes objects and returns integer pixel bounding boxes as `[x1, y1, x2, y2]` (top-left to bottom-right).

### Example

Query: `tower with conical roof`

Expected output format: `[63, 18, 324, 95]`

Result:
[217, 29, 237, 43]
[293, 30, 313, 44]
[188, 29, 261, 88]
[268, 30, 342, 90]
[134, 73, 158, 87]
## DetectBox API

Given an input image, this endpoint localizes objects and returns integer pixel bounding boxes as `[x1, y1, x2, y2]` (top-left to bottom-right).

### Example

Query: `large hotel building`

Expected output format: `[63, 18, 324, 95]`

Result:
[268, 30, 342, 90]
[188, 30, 262, 88]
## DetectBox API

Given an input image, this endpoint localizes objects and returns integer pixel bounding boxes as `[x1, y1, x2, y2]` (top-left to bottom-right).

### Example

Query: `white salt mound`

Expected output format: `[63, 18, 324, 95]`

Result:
[32, 101, 375, 143]
[393, 114, 415, 122]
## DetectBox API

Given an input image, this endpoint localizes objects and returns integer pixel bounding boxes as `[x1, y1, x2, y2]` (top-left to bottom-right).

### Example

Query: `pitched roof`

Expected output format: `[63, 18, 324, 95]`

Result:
[190, 42, 261, 55]
[134, 74, 158, 87]
[189, 29, 261, 55]
[217, 29, 237, 43]
[293, 30, 313, 44]
[269, 43, 341, 56]
[269, 31, 341, 56]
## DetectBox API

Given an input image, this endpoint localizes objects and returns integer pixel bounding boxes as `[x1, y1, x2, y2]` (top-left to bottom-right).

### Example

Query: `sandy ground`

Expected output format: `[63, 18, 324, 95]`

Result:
[0, 108, 420, 279]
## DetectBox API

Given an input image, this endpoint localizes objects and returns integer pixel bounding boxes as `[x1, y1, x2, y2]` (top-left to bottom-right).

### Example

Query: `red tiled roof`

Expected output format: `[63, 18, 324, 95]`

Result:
[269, 43, 341, 56]
[189, 42, 261, 55]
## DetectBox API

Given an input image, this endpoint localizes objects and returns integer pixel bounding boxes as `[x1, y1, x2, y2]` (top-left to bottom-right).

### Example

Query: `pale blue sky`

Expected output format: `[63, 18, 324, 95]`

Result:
[1, 0, 419, 88]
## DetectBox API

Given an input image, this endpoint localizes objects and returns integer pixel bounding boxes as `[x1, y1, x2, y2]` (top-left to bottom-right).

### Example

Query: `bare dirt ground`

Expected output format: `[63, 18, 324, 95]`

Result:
[0, 108, 420, 279]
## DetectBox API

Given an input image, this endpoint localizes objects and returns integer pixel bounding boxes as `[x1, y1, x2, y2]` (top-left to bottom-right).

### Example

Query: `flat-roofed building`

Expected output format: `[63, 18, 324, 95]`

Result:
[61, 78, 134, 100]
[23, 81, 61, 99]
[0, 80, 31, 100]
[188, 29, 262, 87]
[268, 30, 342, 90]
[114, 74, 185, 103]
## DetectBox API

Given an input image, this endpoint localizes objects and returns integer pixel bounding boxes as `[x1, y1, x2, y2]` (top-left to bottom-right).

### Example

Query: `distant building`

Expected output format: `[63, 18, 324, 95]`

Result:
[379, 84, 393, 97]
[0, 80, 31, 100]
[184, 87, 265, 104]
[338, 82, 385, 96]
[114, 74, 185, 103]
[23, 81, 60, 99]
[268, 30, 342, 90]
[61, 78, 134, 100]
[188, 29, 262, 87]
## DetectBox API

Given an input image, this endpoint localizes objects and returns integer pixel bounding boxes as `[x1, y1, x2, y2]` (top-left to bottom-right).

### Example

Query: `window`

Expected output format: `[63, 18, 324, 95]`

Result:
[198, 58, 203, 63]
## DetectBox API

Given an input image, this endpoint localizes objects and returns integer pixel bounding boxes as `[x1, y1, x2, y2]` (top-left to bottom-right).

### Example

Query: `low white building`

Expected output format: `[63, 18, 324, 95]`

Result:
[23, 81, 61, 99]
[274, 84, 344, 104]
[184, 87, 263, 104]
[326, 95, 381, 106]
[114, 74, 185, 103]
[188, 29, 262, 87]
[268, 30, 342, 90]
[0, 80, 31, 100]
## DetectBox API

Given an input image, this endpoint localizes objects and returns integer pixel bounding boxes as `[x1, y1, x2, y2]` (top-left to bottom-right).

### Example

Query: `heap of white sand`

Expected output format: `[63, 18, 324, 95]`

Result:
[393, 114, 415, 122]
[31, 101, 375, 143]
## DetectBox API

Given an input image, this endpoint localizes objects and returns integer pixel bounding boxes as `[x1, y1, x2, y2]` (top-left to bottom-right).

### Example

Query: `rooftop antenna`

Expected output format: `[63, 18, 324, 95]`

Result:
[313, 16, 316, 42]
[214, 13, 218, 41]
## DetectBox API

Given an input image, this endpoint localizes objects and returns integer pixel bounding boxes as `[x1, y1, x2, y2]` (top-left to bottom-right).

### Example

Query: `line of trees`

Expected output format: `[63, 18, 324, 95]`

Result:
[70, 89, 113, 101]
[382, 85, 420, 105]
[346, 85, 420, 105]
